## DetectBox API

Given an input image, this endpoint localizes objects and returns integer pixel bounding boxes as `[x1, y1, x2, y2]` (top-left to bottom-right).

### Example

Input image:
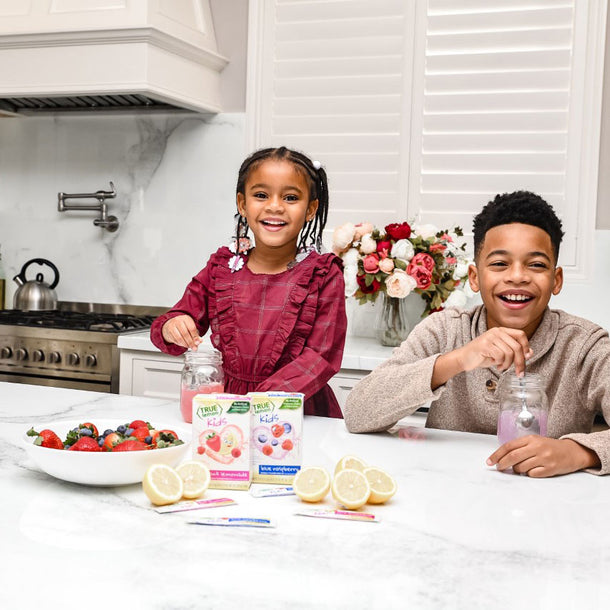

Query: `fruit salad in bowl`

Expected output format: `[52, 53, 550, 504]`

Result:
[23, 418, 190, 486]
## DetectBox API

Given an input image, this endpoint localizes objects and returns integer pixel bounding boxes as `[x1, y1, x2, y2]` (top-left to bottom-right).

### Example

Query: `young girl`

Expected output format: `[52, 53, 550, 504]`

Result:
[150, 146, 347, 418]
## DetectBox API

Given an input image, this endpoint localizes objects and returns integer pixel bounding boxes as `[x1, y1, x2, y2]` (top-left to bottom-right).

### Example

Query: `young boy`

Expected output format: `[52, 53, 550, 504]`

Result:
[344, 191, 610, 477]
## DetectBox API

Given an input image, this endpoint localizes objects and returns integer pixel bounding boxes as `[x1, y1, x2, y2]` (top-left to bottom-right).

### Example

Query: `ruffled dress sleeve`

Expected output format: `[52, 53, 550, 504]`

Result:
[149, 248, 229, 356]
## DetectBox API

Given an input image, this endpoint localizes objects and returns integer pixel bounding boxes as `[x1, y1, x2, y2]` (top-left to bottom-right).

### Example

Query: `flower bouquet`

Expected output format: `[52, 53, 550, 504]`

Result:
[332, 221, 472, 344]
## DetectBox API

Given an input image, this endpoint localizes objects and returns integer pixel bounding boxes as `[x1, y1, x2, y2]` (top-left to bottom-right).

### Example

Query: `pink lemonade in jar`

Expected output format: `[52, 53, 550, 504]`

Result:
[497, 408, 548, 445]
[180, 383, 224, 423]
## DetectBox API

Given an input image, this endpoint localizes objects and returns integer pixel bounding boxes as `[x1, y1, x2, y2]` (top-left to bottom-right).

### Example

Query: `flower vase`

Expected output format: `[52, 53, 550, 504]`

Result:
[374, 292, 412, 347]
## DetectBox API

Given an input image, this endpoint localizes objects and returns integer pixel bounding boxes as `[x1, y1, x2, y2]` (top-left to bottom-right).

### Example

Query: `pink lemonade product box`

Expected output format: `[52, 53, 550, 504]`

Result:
[249, 392, 303, 484]
[192, 393, 251, 490]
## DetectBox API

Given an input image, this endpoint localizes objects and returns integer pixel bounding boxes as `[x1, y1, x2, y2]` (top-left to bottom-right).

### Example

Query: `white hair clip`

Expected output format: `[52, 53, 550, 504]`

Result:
[312, 160, 322, 170]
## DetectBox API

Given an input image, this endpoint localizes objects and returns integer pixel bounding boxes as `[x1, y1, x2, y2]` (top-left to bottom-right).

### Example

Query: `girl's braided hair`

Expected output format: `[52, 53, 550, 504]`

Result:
[235, 146, 329, 251]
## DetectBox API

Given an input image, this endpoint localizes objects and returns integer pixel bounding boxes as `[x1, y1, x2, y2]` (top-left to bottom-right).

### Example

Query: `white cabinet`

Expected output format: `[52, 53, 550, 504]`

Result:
[327, 370, 367, 412]
[119, 350, 183, 400]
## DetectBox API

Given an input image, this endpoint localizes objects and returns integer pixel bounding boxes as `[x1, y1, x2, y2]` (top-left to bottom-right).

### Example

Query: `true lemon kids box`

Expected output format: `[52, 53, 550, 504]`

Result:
[192, 393, 251, 490]
[248, 392, 304, 484]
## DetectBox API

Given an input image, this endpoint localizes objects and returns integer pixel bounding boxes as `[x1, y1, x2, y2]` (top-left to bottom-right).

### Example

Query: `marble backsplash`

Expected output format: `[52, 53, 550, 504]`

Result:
[0, 112, 245, 307]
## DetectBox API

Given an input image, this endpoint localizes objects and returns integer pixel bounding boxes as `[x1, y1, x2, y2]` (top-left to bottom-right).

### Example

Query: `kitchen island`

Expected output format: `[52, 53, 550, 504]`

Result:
[2, 381, 609, 609]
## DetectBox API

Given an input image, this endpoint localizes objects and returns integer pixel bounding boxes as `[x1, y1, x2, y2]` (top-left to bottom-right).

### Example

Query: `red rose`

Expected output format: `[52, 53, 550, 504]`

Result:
[410, 252, 435, 272]
[407, 262, 433, 290]
[385, 222, 412, 240]
[356, 274, 380, 294]
[376, 240, 392, 254]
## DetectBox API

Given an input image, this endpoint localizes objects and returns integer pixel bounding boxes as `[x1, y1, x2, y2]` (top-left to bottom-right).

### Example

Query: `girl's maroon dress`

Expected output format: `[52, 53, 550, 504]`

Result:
[150, 247, 347, 417]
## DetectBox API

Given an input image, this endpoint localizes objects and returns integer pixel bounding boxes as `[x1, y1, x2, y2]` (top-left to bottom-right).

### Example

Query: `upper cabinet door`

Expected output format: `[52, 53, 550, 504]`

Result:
[246, 0, 607, 279]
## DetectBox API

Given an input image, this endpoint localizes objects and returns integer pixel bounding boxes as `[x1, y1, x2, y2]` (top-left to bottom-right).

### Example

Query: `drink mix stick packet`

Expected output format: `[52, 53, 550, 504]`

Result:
[249, 392, 303, 484]
[192, 393, 251, 490]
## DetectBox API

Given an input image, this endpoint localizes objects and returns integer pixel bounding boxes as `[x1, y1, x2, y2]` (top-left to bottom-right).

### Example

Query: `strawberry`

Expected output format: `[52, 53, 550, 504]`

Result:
[69, 437, 102, 452]
[205, 432, 221, 453]
[197, 446, 206, 455]
[111, 439, 149, 452]
[131, 427, 150, 443]
[151, 429, 181, 448]
[79, 422, 99, 437]
[103, 432, 123, 451]
[281, 439, 293, 451]
[271, 424, 284, 438]
[262, 445, 273, 456]
[27, 428, 64, 450]
[129, 419, 149, 430]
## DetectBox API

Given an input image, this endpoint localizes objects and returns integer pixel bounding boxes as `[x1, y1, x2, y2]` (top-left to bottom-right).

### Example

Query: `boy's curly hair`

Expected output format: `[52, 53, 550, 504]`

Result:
[473, 191, 564, 263]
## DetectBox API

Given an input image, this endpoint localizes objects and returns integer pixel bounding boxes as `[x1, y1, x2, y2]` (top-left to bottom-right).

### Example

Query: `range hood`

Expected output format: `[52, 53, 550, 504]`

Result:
[0, 0, 228, 116]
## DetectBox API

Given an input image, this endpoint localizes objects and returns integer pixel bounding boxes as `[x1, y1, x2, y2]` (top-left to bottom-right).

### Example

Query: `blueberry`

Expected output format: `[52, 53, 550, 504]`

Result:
[125, 428, 134, 436]
[97, 437, 105, 446]
[117, 425, 127, 434]
[103, 429, 113, 437]
[79, 428, 92, 436]
[271, 439, 278, 446]
[257, 433, 267, 444]
[283, 423, 292, 434]
[145, 436, 152, 444]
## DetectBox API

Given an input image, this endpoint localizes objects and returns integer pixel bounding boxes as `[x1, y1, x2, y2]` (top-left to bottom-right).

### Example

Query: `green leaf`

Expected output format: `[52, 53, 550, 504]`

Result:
[394, 259, 407, 270]
[364, 273, 374, 287]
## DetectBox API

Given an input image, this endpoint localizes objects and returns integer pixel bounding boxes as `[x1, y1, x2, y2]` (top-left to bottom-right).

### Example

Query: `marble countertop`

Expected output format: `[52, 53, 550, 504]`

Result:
[2, 381, 610, 609]
[118, 331, 395, 371]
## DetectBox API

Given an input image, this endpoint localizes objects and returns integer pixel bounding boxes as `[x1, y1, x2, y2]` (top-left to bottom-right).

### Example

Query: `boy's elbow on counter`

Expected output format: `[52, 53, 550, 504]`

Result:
[343, 394, 370, 434]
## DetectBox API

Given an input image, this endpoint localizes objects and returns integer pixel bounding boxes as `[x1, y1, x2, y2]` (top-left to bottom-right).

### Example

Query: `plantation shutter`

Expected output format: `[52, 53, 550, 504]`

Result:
[247, 0, 605, 277]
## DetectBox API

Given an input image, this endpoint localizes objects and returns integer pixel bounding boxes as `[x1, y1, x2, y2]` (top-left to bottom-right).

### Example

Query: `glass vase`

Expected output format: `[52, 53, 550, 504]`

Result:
[374, 292, 412, 347]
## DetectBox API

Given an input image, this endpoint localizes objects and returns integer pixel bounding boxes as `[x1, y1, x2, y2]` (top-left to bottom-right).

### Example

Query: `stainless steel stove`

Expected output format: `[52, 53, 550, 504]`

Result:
[0, 302, 166, 393]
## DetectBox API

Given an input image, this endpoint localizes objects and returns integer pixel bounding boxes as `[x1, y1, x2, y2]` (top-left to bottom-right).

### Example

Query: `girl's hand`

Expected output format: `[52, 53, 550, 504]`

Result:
[486, 437, 601, 477]
[161, 315, 201, 350]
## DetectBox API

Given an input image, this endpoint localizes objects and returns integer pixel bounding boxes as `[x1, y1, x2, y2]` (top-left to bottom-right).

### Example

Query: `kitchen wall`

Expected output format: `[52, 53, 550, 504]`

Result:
[0, 113, 246, 307]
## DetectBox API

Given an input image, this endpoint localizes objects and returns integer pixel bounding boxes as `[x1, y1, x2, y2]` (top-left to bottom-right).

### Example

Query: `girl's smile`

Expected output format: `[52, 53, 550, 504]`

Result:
[468, 223, 563, 338]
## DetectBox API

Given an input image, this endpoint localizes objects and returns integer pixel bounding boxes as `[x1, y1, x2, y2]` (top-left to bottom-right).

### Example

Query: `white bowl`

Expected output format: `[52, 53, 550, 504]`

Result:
[23, 419, 191, 486]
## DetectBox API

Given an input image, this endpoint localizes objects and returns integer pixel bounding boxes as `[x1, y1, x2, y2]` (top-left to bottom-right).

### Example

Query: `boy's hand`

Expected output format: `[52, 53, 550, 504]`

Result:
[161, 315, 201, 350]
[486, 437, 601, 477]
[457, 327, 533, 376]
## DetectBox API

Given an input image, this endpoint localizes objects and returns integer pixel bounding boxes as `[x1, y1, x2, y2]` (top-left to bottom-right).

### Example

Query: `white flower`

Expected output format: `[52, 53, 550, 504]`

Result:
[385, 269, 417, 298]
[342, 247, 360, 266]
[444, 289, 468, 309]
[453, 260, 470, 280]
[360, 233, 377, 254]
[332, 222, 356, 251]
[228, 255, 245, 273]
[413, 223, 440, 240]
[390, 238, 414, 262]
[343, 264, 359, 297]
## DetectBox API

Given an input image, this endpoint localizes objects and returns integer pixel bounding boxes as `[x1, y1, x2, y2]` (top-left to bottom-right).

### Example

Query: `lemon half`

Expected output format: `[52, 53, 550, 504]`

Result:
[293, 466, 331, 503]
[143, 463, 184, 506]
[334, 455, 368, 475]
[176, 461, 211, 499]
[331, 468, 371, 510]
[363, 467, 397, 504]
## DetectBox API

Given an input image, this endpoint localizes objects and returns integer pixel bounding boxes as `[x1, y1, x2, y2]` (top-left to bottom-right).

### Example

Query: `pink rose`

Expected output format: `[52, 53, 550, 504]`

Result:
[354, 222, 374, 239]
[363, 253, 380, 273]
[429, 243, 446, 253]
[407, 262, 433, 290]
[378, 257, 395, 273]
[410, 252, 435, 272]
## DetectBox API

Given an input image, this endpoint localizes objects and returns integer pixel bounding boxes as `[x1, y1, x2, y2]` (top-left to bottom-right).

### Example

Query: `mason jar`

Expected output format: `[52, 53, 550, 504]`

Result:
[180, 348, 224, 423]
[497, 372, 548, 445]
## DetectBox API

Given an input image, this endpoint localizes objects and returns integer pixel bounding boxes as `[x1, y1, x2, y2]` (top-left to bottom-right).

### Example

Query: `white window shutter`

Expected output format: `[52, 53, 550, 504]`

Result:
[247, 0, 606, 278]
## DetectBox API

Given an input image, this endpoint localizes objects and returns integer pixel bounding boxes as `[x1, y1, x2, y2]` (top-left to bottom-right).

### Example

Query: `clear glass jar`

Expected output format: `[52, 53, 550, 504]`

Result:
[180, 348, 224, 423]
[497, 372, 548, 445]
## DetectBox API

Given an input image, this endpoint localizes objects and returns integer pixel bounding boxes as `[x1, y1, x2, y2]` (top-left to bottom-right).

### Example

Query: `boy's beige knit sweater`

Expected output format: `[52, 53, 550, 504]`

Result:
[344, 305, 610, 475]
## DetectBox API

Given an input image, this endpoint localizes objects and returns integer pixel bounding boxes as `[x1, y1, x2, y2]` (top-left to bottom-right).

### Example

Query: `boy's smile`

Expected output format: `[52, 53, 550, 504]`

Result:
[468, 223, 563, 338]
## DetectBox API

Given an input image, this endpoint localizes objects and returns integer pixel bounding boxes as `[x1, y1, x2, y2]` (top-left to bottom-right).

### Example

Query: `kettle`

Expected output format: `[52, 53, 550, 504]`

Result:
[13, 258, 60, 311]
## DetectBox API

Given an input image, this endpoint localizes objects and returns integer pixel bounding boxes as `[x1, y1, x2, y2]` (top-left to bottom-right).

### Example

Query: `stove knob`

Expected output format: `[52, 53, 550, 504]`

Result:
[67, 352, 80, 366]
[1, 347, 12, 359]
[15, 348, 28, 361]
[32, 349, 45, 362]
[49, 351, 62, 364]
[85, 354, 97, 368]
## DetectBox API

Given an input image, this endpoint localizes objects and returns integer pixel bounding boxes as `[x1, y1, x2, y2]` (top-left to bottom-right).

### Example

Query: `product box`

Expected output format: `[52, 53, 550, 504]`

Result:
[249, 392, 304, 484]
[192, 393, 251, 490]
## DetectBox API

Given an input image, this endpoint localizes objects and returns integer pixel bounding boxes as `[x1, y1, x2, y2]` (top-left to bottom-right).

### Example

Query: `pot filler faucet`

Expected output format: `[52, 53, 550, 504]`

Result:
[57, 182, 119, 232]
